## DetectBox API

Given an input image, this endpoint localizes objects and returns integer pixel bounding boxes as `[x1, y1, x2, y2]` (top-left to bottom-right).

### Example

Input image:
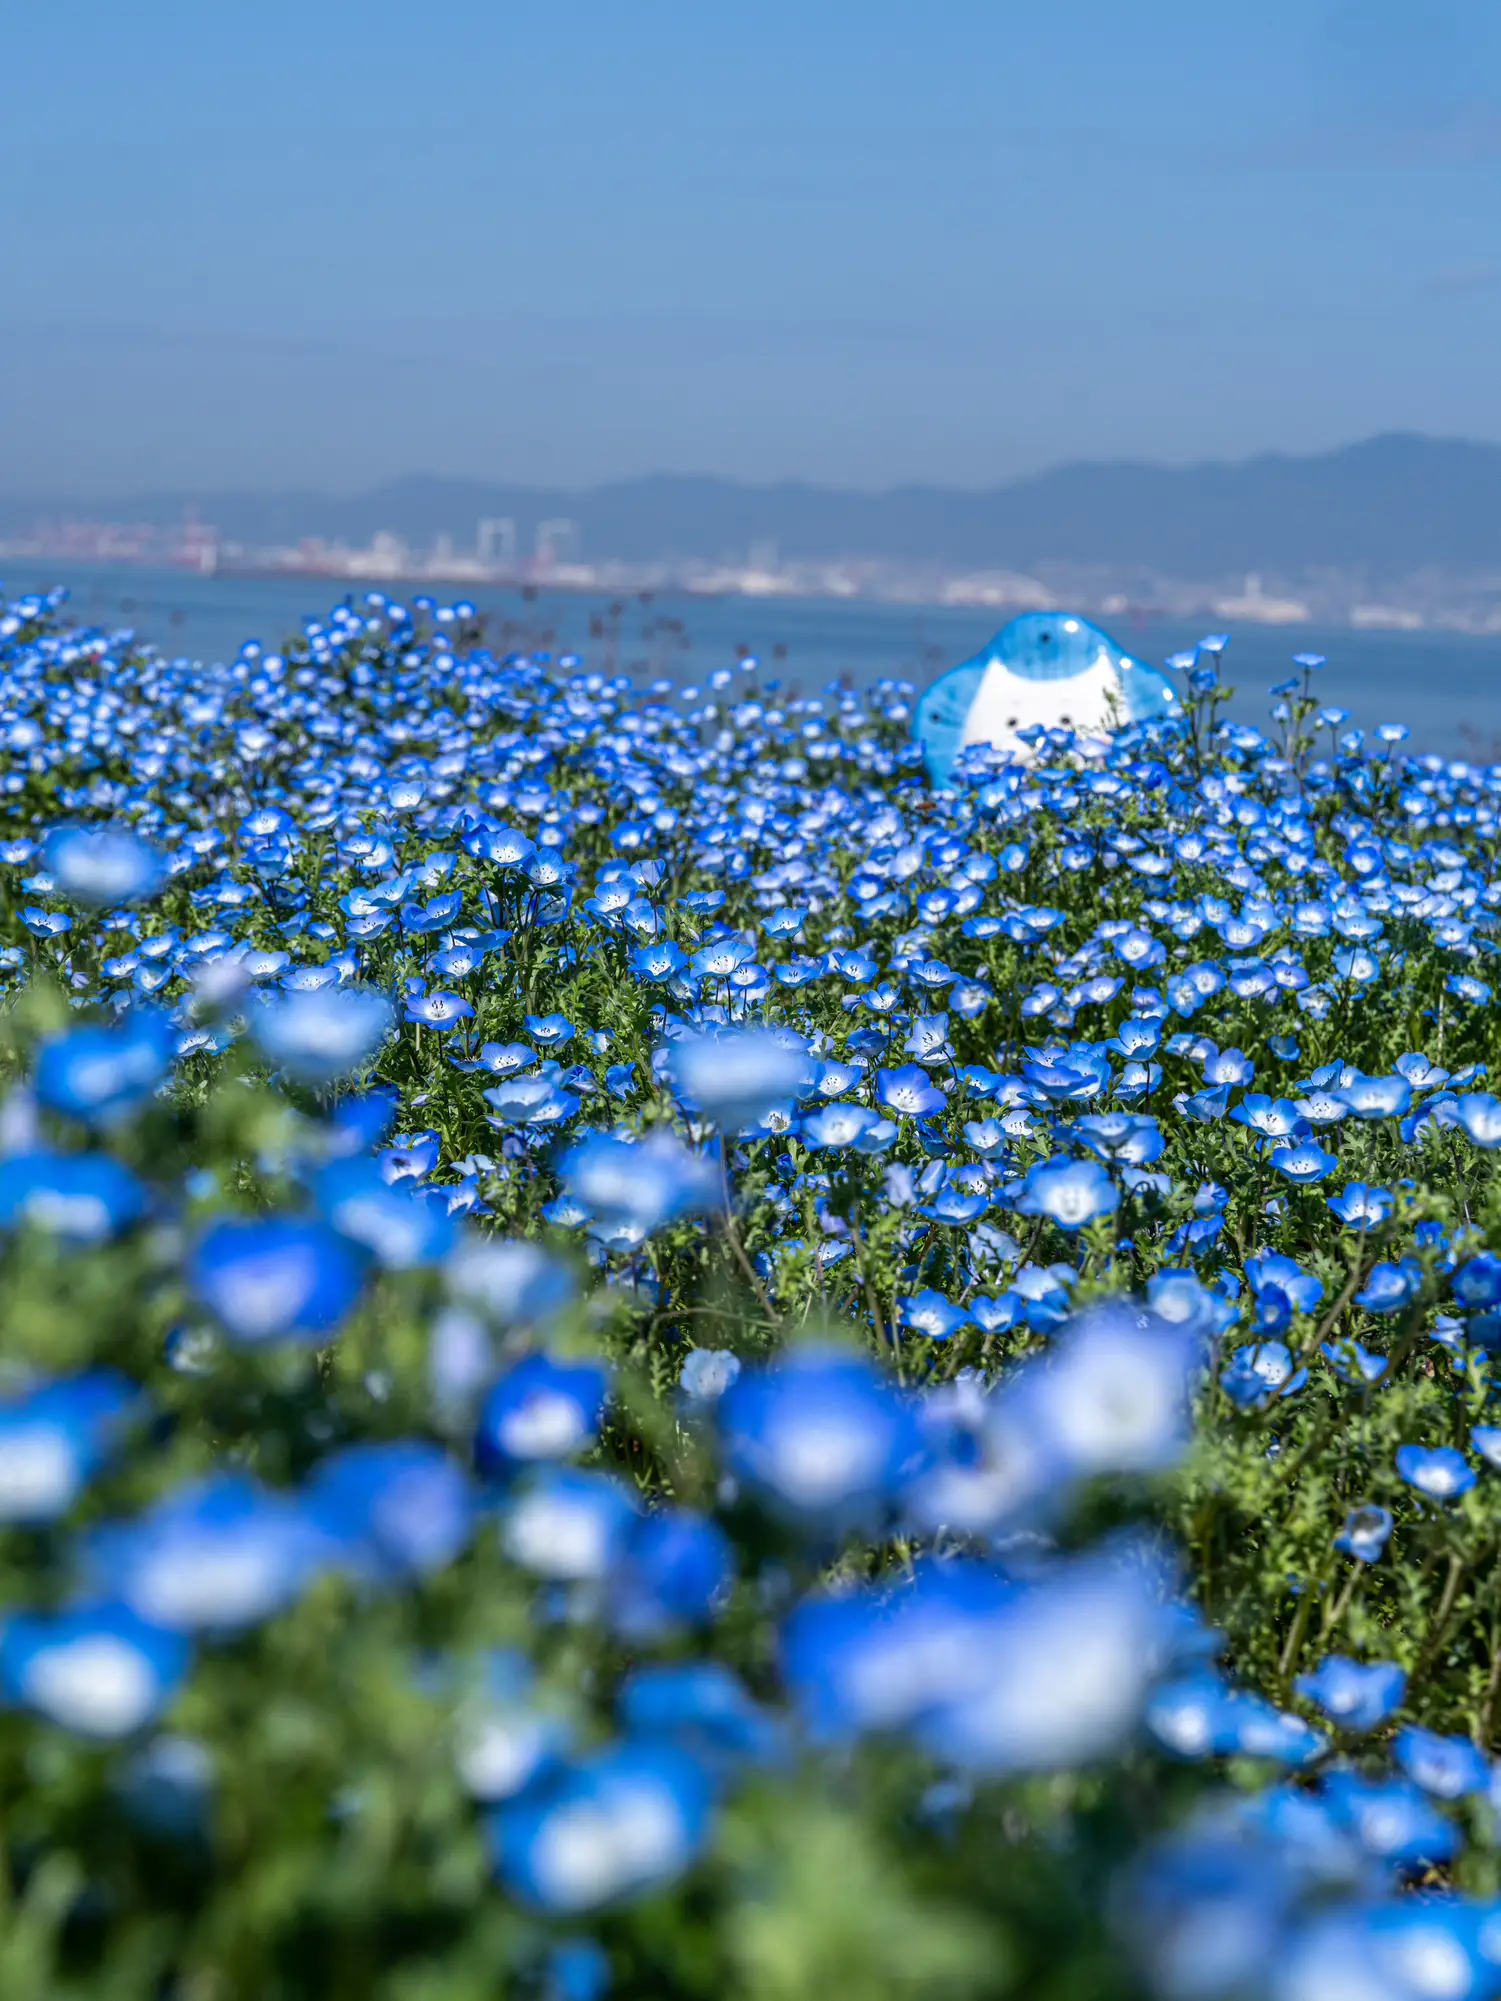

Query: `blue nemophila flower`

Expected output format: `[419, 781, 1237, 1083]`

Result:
[1244, 1251, 1322, 1314]
[488, 1740, 713, 1913]
[1335, 1504, 1394, 1563]
[0, 1369, 140, 1524]
[875, 1063, 946, 1120]
[605, 1508, 735, 1639]
[476, 1354, 610, 1476]
[88, 1474, 332, 1632]
[1014, 1156, 1118, 1231]
[668, 1028, 809, 1133]
[503, 1468, 639, 1581]
[188, 1216, 366, 1344]
[1395, 1443, 1475, 1499]
[1471, 1425, 1501, 1469]
[1320, 1336, 1388, 1385]
[559, 1129, 716, 1242]
[314, 1158, 455, 1269]
[43, 824, 166, 906]
[0, 1602, 191, 1740]
[679, 1348, 742, 1402]
[1269, 1139, 1338, 1185]
[1393, 1725, 1489, 1800]
[718, 1347, 920, 1528]
[1220, 1341, 1305, 1409]
[1455, 1092, 1501, 1146]
[898, 1290, 970, 1341]
[618, 1661, 778, 1771]
[914, 1544, 1180, 1775]
[35, 1009, 175, 1126]
[484, 1073, 579, 1127]
[446, 1238, 575, 1326]
[404, 989, 474, 1029]
[305, 1440, 475, 1583]
[1293, 1655, 1406, 1732]
[1326, 1181, 1395, 1230]
[1354, 1259, 1422, 1314]
[0, 1150, 146, 1242]
[251, 986, 393, 1086]
[802, 1103, 883, 1150]
[1453, 1251, 1501, 1308]
[1318, 1769, 1459, 1869]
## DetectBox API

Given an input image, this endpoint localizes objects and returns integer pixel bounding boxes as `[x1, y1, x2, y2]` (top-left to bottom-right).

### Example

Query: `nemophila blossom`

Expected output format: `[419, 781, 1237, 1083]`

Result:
[1455, 1093, 1501, 1146]
[717, 1347, 920, 1529]
[1395, 1444, 1475, 1499]
[1244, 1252, 1322, 1314]
[1335, 1505, 1394, 1563]
[1392, 1725, 1489, 1800]
[314, 1158, 455, 1268]
[188, 1216, 366, 1345]
[35, 1010, 174, 1125]
[1014, 1155, 1118, 1230]
[669, 1028, 809, 1132]
[0, 1602, 191, 1740]
[251, 985, 393, 1085]
[559, 1129, 716, 1241]
[476, 1354, 610, 1476]
[875, 1063, 946, 1119]
[1354, 1259, 1423, 1314]
[898, 1289, 970, 1341]
[1453, 1252, 1501, 1307]
[0, 1149, 146, 1242]
[88, 1474, 332, 1632]
[503, 1468, 639, 1582]
[305, 1440, 475, 1583]
[0, 1370, 141, 1524]
[679, 1348, 741, 1402]
[1269, 1139, 1338, 1185]
[43, 824, 165, 906]
[446, 1239, 575, 1327]
[1326, 1181, 1395, 1230]
[1294, 1655, 1406, 1732]
[488, 1740, 713, 1913]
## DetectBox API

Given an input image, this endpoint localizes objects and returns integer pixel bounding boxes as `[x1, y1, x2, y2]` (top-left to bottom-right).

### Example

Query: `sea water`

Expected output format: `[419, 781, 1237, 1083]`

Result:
[8, 560, 1501, 757]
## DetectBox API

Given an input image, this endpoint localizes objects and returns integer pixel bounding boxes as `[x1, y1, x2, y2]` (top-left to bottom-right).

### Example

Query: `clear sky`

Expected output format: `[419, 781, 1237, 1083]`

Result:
[4, 1, 1501, 496]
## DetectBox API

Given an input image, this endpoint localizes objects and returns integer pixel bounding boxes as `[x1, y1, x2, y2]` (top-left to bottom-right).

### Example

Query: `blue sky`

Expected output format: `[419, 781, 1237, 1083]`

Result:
[4, 1, 1501, 494]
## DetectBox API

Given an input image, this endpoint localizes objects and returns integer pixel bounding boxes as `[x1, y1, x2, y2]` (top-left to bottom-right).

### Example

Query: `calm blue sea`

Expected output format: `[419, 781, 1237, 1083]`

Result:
[8, 560, 1501, 758]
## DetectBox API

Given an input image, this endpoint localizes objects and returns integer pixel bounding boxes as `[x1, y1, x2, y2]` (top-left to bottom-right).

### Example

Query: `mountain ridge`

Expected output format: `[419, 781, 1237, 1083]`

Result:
[6, 433, 1501, 579]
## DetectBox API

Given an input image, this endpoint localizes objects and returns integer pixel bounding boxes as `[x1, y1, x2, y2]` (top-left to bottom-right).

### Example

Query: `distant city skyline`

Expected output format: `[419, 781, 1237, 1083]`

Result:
[4, 4, 1501, 496]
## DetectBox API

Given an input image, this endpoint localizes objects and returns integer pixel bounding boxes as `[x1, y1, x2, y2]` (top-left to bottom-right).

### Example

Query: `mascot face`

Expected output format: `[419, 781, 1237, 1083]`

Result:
[914, 612, 1179, 785]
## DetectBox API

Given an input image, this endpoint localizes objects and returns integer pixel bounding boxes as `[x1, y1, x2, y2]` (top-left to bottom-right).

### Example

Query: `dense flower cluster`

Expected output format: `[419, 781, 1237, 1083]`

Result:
[2, 586, 1501, 1997]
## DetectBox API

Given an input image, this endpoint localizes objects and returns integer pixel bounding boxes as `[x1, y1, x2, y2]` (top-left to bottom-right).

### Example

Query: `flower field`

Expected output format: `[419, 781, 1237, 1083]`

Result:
[4, 585, 1501, 1999]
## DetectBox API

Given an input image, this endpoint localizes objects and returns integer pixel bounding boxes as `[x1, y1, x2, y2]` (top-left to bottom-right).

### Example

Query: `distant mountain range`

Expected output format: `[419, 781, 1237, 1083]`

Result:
[7, 434, 1501, 580]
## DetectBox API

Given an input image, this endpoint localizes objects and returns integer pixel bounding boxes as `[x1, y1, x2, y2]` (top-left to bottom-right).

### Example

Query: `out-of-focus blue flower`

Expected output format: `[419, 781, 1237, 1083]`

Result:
[0, 1369, 141, 1525]
[251, 985, 394, 1086]
[680, 1348, 742, 1402]
[188, 1216, 367, 1344]
[1392, 1724, 1489, 1800]
[1395, 1444, 1474, 1499]
[1354, 1260, 1423, 1314]
[0, 1150, 146, 1242]
[1294, 1655, 1406, 1732]
[1456, 1093, 1501, 1146]
[503, 1468, 639, 1581]
[1335, 1504, 1394, 1563]
[44, 824, 166, 906]
[606, 1509, 734, 1638]
[314, 1157, 455, 1268]
[88, 1473, 332, 1632]
[669, 1028, 809, 1131]
[446, 1237, 576, 1326]
[0, 1602, 191, 1739]
[718, 1347, 920, 1529]
[476, 1353, 610, 1476]
[559, 1129, 717, 1243]
[1014, 1156, 1119, 1230]
[36, 1010, 175, 1126]
[1320, 1769, 1460, 1868]
[488, 1740, 713, 1912]
[305, 1440, 475, 1582]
